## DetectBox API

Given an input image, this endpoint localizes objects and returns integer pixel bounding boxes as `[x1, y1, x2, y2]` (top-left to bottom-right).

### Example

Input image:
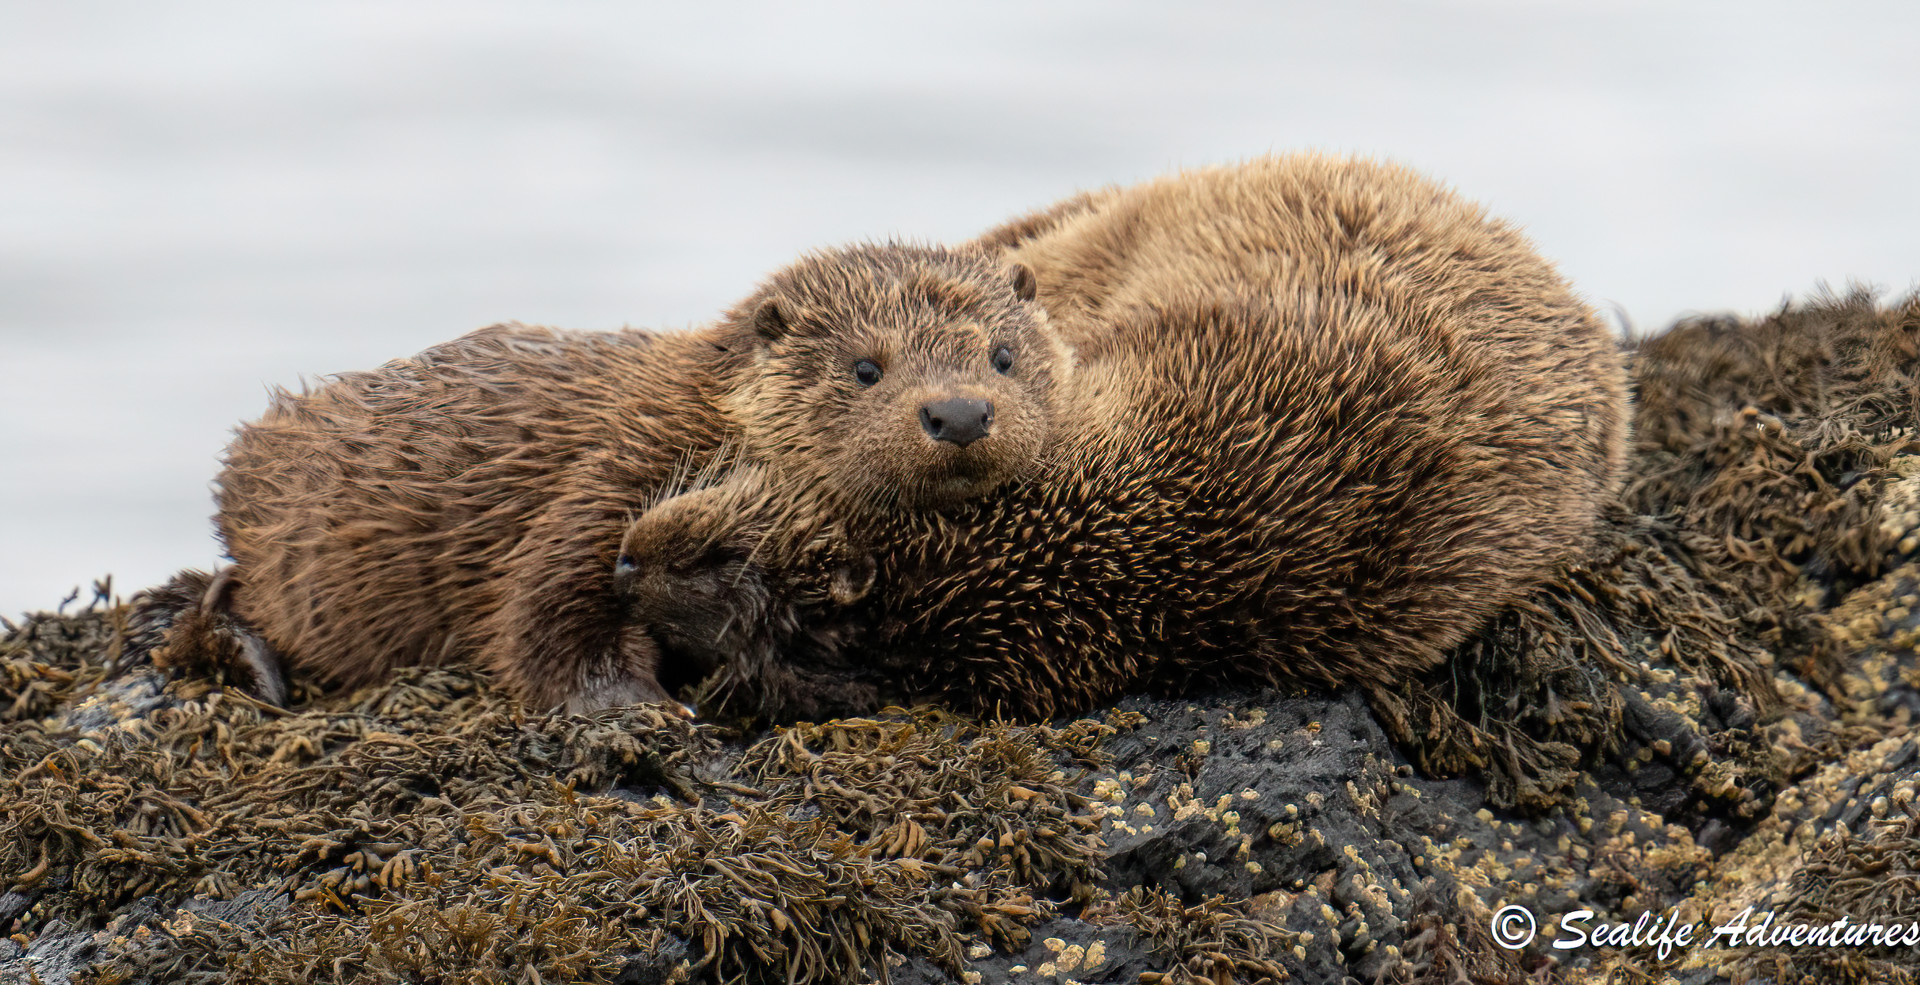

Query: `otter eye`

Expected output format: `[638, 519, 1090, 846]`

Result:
[853, 359, 883, 386]
[615, 554, 638, 573]
[992, 346, 1014, 375]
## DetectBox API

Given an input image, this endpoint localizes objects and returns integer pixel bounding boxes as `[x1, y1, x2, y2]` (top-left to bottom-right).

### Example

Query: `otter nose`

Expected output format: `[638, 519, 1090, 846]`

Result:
[919, 397, 994, 446]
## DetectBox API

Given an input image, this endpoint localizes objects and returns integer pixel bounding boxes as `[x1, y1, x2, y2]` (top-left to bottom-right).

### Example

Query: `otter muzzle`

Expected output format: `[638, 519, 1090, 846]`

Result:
[919, 397, 994, 446]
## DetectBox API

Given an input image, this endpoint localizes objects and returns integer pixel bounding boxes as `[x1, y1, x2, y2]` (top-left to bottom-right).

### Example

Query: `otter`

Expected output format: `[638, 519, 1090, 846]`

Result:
[619, 153, 1631, 721]
[128, 243, 1061, 713]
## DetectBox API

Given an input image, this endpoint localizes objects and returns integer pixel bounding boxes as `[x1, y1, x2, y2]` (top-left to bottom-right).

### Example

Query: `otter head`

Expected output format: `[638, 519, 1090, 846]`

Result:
[717, 243, 1068, 510]
[613, 476, 777, 701]
[614, 467, 881, 720]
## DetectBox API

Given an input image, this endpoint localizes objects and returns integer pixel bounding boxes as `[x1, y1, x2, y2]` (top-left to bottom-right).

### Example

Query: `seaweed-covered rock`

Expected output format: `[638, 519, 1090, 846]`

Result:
[8, 289, 1920, 984]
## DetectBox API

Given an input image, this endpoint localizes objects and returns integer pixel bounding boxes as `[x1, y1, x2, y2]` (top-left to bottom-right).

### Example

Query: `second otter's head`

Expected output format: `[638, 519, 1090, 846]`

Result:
[716, 243, 1067, 510]
[613, 478, 774, 704]
[615, 466, 883, 721]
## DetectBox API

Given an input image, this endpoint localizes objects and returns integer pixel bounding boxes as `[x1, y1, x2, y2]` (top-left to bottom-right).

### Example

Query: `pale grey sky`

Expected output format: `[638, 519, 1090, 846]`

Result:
[4, 1, 1918, 614]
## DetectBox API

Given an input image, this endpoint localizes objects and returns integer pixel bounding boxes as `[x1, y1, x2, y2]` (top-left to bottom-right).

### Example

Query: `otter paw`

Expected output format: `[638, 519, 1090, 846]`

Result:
[560, 674, 694, 718]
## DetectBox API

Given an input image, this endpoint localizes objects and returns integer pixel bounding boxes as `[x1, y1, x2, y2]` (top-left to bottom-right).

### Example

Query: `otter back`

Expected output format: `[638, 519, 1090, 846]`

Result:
[209, 323, 729, 712]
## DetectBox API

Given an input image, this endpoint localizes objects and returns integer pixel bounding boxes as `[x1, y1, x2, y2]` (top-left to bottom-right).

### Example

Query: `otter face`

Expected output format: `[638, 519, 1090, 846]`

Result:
[613, 482, 774, 696]
[720, 243, 1068, 510]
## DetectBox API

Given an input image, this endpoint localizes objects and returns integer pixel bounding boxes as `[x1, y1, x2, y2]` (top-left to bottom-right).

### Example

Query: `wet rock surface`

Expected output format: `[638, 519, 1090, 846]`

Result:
[8, 290, 1920, 984]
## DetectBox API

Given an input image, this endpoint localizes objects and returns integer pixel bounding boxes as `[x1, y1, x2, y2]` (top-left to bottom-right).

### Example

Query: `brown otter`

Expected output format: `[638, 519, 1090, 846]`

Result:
[620, 153, 1631, 721]
[129, 243, 1061, 713]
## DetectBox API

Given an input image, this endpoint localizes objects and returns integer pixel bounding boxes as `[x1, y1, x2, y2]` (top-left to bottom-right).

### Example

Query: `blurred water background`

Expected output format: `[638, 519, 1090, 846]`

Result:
[4, 1, 1918, 614]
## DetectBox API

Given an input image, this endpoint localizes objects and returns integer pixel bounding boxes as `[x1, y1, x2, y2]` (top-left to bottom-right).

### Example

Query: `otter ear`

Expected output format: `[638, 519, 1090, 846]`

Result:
[1008, 264, 1037, 303]
[749, 297, 788, 341]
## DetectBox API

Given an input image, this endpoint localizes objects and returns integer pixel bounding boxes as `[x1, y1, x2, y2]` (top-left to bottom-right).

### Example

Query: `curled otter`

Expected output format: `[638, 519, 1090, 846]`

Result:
[620, 153, 1631, 721]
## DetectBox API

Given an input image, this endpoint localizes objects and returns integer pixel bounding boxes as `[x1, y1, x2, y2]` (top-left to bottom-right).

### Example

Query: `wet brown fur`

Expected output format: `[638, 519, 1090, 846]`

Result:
[212, 323, 727, 712]
[628, 154, 1632, 720]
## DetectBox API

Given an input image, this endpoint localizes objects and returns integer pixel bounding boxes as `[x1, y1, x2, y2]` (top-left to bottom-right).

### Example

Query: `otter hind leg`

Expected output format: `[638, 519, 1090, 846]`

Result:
[231, 628, 291, 707]
[123, 565, 293, 706]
